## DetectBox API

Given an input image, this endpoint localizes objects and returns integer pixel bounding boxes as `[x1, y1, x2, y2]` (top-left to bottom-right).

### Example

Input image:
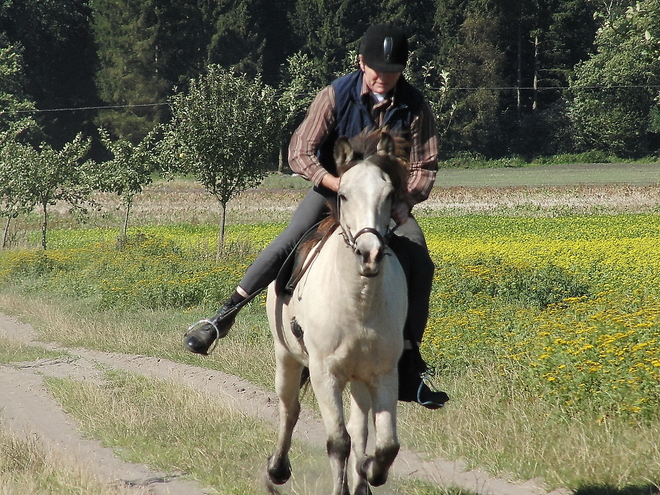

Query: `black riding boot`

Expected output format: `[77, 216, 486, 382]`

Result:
[184, 298, 240, 355]
[398, 346, 449, 409]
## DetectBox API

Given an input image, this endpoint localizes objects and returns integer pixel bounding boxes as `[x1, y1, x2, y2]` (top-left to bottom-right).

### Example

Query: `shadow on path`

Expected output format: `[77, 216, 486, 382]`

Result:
[573, 484, 659, 495]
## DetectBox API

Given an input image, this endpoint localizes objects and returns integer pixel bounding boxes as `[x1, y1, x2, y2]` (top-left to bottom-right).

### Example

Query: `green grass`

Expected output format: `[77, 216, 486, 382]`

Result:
[46, 370, 472, 495]
[0, 335, 65, 364]
[0, 421, 136, 495]
[439, 150, 660, 169]
[1, 208, 659, 492]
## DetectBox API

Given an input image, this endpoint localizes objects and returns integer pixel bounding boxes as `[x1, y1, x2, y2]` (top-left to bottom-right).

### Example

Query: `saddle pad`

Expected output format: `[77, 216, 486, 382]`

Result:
[274, 222, 324, 296]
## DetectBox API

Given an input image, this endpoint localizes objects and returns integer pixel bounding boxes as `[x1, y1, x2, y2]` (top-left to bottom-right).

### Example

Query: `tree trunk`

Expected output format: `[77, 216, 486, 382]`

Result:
[41, 202, 48, 250]
[2, 216, 10, 249]
[122, 201, 131, 243]
[216, 202, 227, 261]
[533, 35, 539, 114]
[516, 18, 522, 124]
[278, 145, 284, 173]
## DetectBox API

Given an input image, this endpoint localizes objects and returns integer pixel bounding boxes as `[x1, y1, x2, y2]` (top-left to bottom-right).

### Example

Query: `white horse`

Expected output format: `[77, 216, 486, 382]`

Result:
[265, 130, 409, 495]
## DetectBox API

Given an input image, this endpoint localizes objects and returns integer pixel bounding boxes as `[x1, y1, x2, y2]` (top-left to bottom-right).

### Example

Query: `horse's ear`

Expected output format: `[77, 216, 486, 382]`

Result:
[377, 132, 395, 157]
[334, 136, 354, 169]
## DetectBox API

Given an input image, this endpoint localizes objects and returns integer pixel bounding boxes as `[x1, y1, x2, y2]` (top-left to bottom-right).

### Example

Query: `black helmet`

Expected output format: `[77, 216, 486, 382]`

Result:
[359, 24, 408, 73]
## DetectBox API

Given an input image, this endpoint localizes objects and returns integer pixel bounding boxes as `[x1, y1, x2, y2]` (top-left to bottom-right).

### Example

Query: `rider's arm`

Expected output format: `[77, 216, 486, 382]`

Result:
[288, 85, 337, 188]
[407, 100, 438, 205]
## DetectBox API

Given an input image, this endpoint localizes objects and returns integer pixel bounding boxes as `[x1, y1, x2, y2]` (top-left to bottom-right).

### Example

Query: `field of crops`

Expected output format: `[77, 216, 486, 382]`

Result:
[2, 213, 659, 424]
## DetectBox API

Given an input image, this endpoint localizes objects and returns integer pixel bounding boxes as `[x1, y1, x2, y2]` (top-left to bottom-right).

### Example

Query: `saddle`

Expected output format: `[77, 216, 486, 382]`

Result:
[275, 219, 338, 296]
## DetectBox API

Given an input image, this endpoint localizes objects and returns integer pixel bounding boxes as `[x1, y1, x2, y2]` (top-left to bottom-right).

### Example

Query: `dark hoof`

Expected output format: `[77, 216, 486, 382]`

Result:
[267, 456, 291, 485]
[360, 456, 388, 487]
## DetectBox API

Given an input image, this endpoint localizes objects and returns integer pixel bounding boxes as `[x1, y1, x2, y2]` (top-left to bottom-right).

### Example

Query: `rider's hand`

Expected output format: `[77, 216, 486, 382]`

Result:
[321, 173, 340, 193]
[391, 201, 411, 225]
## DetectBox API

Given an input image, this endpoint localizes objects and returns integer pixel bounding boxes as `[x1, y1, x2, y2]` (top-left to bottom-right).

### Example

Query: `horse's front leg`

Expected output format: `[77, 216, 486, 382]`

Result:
[360, 369, 400, 487]
[267, 348, 304, 486]
[309, 362, 351, 495]
[347, 381, 372, 495]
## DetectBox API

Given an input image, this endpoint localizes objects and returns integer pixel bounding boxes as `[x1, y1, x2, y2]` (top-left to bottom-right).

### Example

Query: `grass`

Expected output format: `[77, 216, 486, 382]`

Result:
[0, 335, 65, 364]
[45, 370, 471, 495]
[1, 176, 659, 493]
[439, 150, 660, 169]
[0, 421, 136, 495]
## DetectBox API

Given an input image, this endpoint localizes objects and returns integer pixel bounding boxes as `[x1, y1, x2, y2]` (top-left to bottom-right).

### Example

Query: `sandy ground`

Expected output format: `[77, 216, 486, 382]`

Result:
[0, 314, 570, 495]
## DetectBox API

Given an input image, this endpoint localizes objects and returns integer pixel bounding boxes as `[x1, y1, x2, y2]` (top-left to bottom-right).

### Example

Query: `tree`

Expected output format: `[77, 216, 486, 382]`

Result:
[0, 42, 35, 133]
[568, 0, 660, 156]
[276, 52, 326, 171]
[0, 131, 32, 248]
[91, 0, 170, 143]
[0, 40, 38, 247]
[165, 65, 280, 258]
[15, 134, 95, 249]
[0, 0, 99, 148]
[98, 127, 160, 243]
[443, 6, 507, 156]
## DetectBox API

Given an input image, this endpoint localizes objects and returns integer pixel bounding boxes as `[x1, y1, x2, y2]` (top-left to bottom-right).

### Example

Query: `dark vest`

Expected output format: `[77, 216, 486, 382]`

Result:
[317, 70, 425, 175]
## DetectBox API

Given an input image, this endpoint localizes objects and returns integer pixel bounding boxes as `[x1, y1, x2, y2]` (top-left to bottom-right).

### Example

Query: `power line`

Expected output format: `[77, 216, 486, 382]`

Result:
[5, 84, 660, 116]
[8, 102, 170, 115]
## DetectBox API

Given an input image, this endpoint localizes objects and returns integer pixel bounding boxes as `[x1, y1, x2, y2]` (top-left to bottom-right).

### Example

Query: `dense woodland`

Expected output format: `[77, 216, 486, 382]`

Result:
[2, 0, 660, 162]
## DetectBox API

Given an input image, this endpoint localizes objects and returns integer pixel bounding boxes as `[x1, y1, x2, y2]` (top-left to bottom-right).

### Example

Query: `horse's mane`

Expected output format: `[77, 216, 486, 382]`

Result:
[313, 129, 410, 236]
[338, 129, 410, 203]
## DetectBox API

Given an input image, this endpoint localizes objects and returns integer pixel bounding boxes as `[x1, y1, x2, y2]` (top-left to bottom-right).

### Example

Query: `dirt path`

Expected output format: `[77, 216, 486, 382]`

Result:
[0, 314, 569, 495]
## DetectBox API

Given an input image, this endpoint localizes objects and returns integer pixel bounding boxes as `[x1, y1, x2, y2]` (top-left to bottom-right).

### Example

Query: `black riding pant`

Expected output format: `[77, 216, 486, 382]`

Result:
[237, 186, 434, 344]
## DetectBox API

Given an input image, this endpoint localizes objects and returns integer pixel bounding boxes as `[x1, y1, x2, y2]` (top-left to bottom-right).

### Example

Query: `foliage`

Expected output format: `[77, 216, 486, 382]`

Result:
[0, 0, 98, 148]
[276, 51, 326, 170]
[90, 0, 170, 142]
[6, 134, 96, 249]
[569, 0, 660, 156]
[1, 0, 657, 160]
[97, 127, 161, 241]
[1, 214, 659, 422]
[165, 65, 280, 257]
[0, 42, 35, 133]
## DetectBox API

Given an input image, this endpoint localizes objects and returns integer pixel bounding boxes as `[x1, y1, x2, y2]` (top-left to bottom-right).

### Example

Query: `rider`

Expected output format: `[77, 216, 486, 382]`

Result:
[185, 23, 449, 409]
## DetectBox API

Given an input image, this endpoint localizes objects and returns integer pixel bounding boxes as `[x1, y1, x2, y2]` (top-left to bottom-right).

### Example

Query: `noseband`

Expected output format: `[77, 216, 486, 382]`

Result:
[336, 194, 396, 255]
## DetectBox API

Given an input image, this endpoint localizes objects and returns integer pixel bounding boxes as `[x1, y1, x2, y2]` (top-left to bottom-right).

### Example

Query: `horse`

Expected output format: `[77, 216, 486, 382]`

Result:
[265, 130, 409, 495]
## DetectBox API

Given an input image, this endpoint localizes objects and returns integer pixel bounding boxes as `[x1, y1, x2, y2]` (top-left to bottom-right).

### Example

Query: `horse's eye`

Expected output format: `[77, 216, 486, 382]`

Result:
[339, 194, 347, 202]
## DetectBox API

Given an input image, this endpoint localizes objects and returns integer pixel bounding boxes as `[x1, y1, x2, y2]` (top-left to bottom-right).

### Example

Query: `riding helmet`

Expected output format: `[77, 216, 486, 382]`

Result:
[359, 24, 409, 73]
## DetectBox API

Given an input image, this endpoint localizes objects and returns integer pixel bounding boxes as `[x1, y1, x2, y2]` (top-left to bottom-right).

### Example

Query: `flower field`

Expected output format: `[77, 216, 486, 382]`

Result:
[421, 214, 660, 421]
[1, 213, 659, 422]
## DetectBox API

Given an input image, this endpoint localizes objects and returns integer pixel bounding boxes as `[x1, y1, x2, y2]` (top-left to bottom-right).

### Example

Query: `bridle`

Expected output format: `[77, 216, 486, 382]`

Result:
[335, 191, 397, 256]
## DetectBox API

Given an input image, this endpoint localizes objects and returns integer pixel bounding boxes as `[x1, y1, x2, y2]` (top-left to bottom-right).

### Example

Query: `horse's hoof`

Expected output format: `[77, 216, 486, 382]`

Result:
[267, 456, 291, 485]
[353, 481, 372, 495]
[359, 456, 388, 487]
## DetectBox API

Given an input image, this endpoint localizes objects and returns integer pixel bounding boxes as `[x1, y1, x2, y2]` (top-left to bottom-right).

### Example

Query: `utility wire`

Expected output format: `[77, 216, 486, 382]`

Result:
[6, 84, 660, 116]
[6, 102, 170, 115]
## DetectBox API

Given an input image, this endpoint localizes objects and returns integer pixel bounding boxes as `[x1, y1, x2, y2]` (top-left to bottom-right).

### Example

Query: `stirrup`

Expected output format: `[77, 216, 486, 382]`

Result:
[184, 319, 221, 355]
[416, 371, 446, 408]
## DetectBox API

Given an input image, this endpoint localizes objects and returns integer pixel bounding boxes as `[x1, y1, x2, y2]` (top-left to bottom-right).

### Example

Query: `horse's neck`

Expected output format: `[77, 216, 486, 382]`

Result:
[322, 231, 388, 305]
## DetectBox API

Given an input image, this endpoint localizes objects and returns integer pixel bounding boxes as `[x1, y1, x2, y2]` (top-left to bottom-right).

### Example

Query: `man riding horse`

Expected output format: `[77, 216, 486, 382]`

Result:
[185, 23, 449, 410]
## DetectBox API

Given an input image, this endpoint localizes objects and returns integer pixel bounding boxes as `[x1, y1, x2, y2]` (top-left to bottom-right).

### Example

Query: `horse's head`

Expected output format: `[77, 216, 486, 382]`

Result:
[334, 130, 409, 277]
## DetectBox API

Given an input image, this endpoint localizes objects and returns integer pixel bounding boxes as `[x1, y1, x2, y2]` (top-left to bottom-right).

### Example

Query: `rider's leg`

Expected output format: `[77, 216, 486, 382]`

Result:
[391, 215, 449, 409]
[184, 187, 332, 354]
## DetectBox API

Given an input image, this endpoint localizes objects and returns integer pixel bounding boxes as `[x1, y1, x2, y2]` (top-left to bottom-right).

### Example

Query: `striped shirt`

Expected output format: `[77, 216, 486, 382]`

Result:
[288, 76, 438, 205]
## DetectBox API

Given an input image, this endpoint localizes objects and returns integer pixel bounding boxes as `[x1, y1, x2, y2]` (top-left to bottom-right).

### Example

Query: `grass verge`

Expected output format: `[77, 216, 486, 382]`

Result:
[0, 422, 135, 495]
